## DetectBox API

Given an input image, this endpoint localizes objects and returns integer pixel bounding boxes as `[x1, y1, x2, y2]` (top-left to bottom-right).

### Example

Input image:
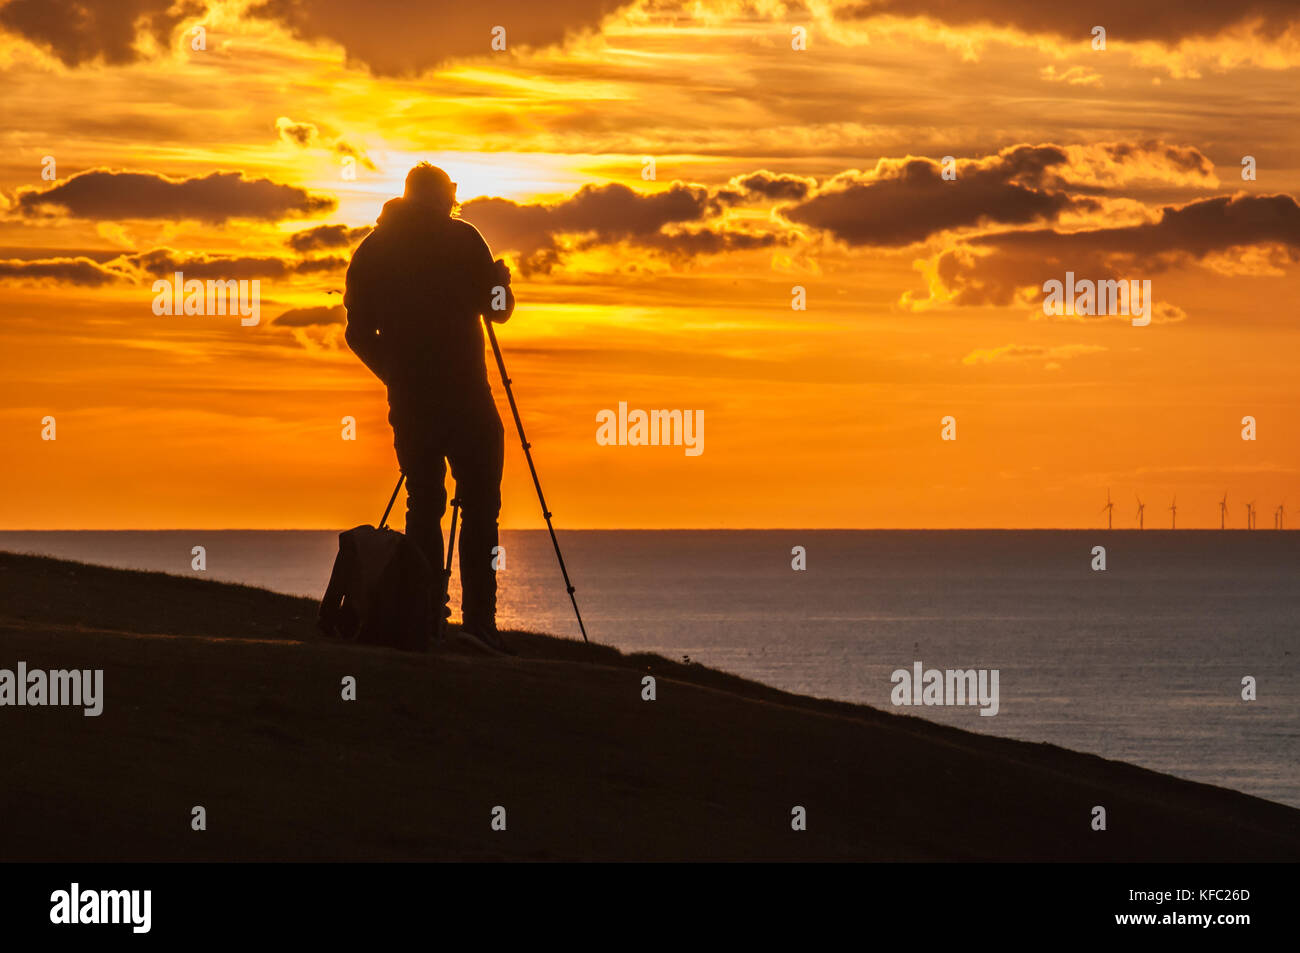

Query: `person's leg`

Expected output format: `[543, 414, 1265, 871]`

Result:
[391, 414, 449, 624]
[446, 394, 505, 634]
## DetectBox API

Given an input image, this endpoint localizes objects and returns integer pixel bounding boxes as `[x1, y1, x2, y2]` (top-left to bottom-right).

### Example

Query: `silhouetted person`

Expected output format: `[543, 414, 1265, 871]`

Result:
[344, 163, 513, 653]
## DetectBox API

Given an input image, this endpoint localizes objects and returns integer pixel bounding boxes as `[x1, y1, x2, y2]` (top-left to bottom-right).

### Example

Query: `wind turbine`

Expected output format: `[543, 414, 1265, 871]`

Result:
[1276, 502, 1285, 530]
[1219, 492, 1228, 530]
[1135, 495, 1145, 530]
[1169, 495, 1177, 530]
[1102, 489, 1114, 530]
[1246, 501, 1256, 530]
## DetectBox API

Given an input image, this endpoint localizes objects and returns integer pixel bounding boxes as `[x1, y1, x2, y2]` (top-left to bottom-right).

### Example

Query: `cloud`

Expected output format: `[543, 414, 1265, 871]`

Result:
[275, 117, 376, 170]
[461, 181, 717, 271]
[0, 0, 204, 66]
[782, 141, 1220, 248]
[1086, 141, 1216, 186]
[783, 145, 1084, 247]
[836, 1, 1300, 45]
[731, 171, 818, 202]
[0, 245, 346, 287]
[247, 0, 633, 75]
[993, 192, 1300, 261]
[0, 255, 131, 286]
[287, 223, 371, 252]
[293, 255, 347, 274]
[624, 226, 789, 260]
[273, 304, 344, 326]
[13, 169, 336, 223]
[275, 117, 318, 147]
[332, 139, 374, 169]
[914, 192, 1300, 309]
[129, 248, 345, 278]
[962, 343, 1106, 365]
[1040, 64, 1102, 87]
[460, 143, 1218, 272]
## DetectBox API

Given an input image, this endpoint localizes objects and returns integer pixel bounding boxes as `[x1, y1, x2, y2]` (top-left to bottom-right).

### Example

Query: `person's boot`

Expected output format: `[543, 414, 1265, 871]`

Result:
[431, 599, 452, 646]
[458, 617, 511, 655]
[459, 535, 509, 654]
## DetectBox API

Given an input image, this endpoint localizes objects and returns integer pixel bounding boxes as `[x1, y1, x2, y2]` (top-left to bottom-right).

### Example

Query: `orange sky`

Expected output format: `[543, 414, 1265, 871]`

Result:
[1, 1, 1298, 529]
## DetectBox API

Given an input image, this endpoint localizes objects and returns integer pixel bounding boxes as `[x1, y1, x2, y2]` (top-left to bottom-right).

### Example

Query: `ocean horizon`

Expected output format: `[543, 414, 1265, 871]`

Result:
[2, 528, 1296, 809]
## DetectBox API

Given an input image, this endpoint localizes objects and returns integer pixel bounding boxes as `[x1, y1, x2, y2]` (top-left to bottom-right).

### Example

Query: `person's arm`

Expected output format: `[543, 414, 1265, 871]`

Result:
[343, 246, 390, 382]
[485, 257, 515, 324]
[463, 222, 514, 323]
[344, 309, 389, 382]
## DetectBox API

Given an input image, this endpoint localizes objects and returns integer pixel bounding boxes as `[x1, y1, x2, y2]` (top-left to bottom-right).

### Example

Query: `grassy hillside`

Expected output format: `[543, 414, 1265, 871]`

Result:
[1, 551, 1296, 861]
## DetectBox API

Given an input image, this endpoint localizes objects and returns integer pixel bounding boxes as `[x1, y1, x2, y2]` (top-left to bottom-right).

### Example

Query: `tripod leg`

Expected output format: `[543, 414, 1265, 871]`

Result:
[483, 318, 590, 643]
[438, 496, 460, 641]
[379, 472, 405, 529]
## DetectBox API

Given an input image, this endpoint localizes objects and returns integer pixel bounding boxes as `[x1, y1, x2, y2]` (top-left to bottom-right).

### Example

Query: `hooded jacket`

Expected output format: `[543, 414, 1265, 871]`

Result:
[344, 197, 500, 405]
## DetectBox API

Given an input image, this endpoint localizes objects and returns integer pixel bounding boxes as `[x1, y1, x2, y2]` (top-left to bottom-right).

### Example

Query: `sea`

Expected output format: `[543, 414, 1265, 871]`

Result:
[1, 529, 1296, 809]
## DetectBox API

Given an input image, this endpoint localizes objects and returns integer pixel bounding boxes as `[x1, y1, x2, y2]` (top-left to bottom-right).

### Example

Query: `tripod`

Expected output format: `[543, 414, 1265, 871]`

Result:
[484, 317, 589, 643]
[379, 473, 459, 642]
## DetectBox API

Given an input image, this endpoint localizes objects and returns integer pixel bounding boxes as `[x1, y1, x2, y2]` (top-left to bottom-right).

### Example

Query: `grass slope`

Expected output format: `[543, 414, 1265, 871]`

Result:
[1, 551, 1297, 861]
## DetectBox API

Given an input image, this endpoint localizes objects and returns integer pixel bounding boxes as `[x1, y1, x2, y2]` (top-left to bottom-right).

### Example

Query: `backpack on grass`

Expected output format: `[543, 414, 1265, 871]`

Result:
[317, 475, 434, 652]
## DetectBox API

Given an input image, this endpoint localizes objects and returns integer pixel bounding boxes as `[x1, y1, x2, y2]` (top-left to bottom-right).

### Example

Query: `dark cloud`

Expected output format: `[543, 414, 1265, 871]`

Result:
[930, 192, 1300, 306]
[0, 255, 130, 286]
[784, 146, 1081, 247]
[631, 228, 789, 257]
[0, 0, 204, 66]
[985, 192, 1300, 261]
[461, 182, 715, 271]
[714, 170, 818, 207]
[735, 171, 818, 201]
[128, 248, 344, 278]
[0, 246, 123, 262]
[0, 246, 346, 287]
[1102, 142, 1215, 179]
[276, 116, 376, 170]
[14, 169, 336, 223]
[292, 255, 347, 274]
[287, 223, 371, 252]
[273, 304, 345, 326]
[247, 0, 632, 75]
[332, 139, 376, 169]
[838, 1, 1300, 44]
[129, 249, 293, 279]
[276, 117, 319, 147]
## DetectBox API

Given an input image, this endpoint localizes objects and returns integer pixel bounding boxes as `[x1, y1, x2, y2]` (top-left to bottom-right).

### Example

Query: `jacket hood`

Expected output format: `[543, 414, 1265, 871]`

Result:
[376, 196, 449, 231]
